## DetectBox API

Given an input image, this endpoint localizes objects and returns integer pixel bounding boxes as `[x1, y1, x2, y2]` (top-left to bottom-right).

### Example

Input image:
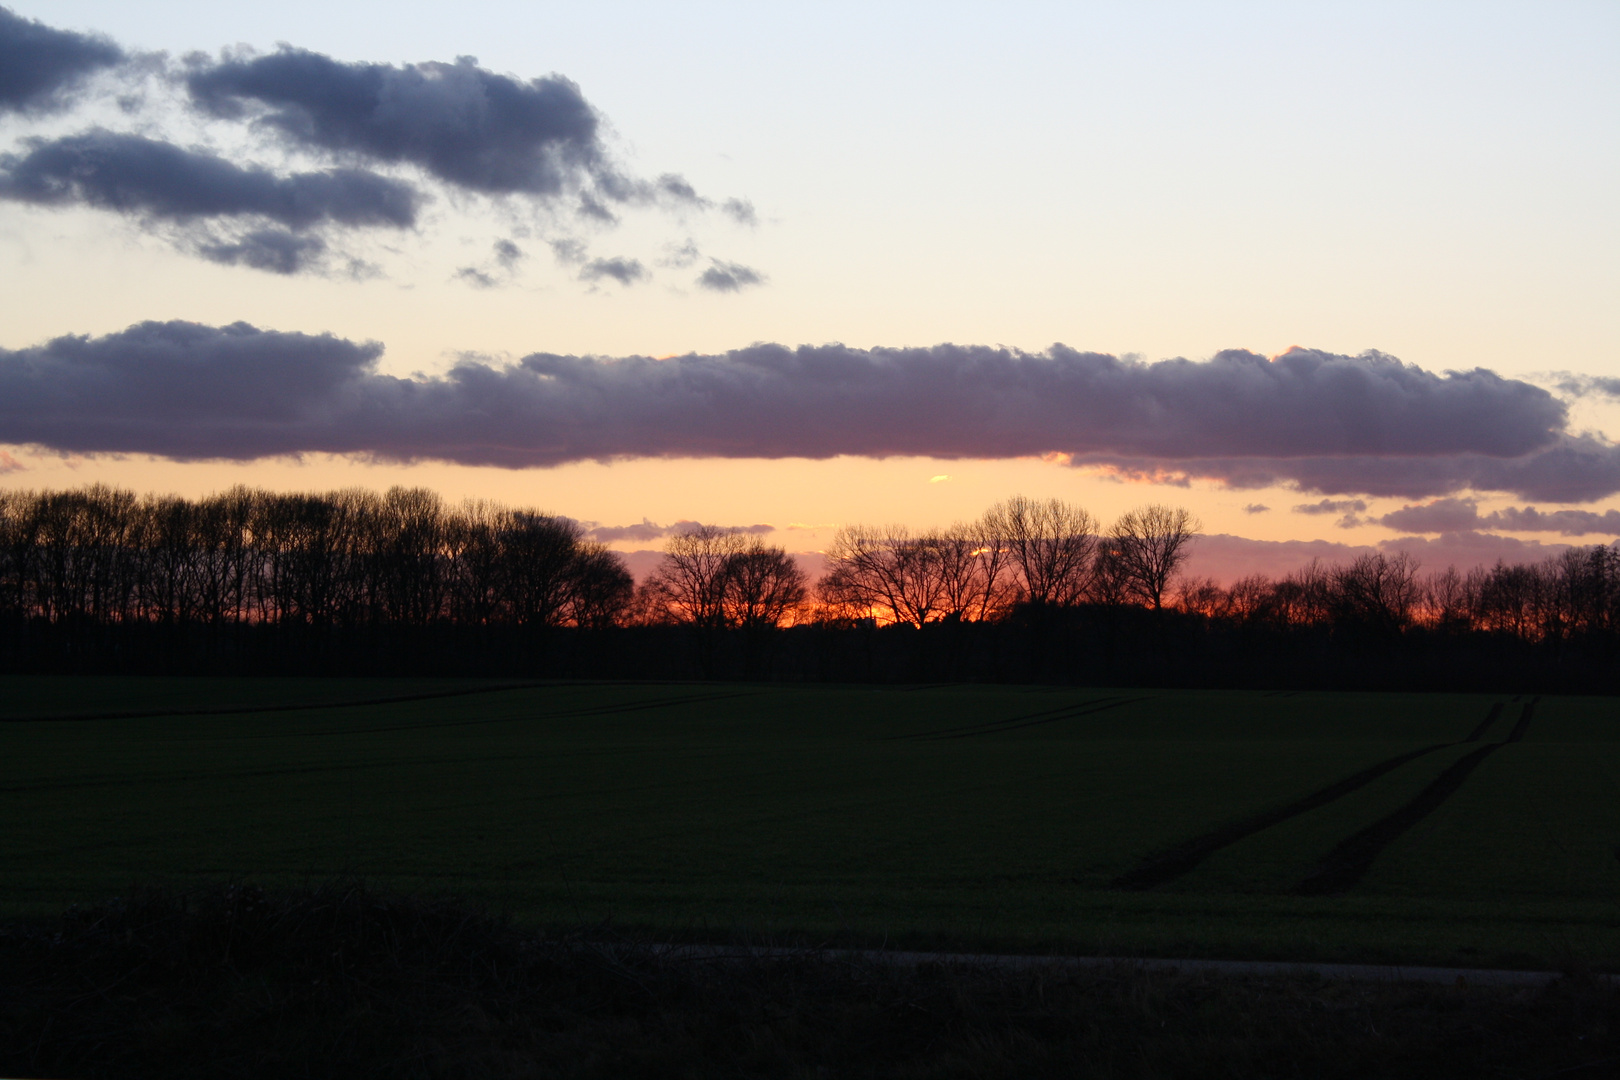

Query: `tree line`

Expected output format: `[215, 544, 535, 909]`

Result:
[0, 485, 632, 631]
[2, 483, 1617, 689]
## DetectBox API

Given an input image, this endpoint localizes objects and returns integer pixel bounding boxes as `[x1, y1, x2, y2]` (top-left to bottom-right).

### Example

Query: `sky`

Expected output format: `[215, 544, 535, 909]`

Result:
[1, 1, 1617, 581]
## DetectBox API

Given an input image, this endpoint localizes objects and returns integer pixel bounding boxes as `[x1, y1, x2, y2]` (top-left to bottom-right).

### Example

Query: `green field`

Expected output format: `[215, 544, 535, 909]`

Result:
[3, 677, 1617, 969]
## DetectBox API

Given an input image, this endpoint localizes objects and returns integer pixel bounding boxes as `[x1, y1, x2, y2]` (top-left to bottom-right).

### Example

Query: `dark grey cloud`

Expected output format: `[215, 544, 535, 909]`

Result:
[0, 6, 123, 114]
[0, 321, 381, 458]
[0, 130, 421, 230]
[197, 229, 327, 274]
[0, 23, 759, 283]
[1292, 498, 1368, 516]
[1378, 498, 1620, 537]
[1242, 503, 1270, 514]
[697, 259, 765, 292]
[186, 49, 612, 200]
[579, 256, 646, 286]
[1, 329, 1609, 504]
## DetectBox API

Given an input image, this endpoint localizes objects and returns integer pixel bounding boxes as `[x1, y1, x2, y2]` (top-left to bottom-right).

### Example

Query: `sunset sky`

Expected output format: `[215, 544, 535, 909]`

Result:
[2, 1, 1617, 580]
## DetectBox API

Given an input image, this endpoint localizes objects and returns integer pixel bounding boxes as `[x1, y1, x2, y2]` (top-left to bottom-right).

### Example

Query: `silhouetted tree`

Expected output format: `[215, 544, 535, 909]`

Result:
[820, 526, 945, 627]
[983, 496, 1096, 607]
[723, 540, 808, 629]
[641, 525, 746, 629]
[1109, 504, 1201, 611]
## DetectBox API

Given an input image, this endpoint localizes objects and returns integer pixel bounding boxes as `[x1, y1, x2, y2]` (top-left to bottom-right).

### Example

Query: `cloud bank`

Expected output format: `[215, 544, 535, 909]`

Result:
[1, 324, 1614, 503]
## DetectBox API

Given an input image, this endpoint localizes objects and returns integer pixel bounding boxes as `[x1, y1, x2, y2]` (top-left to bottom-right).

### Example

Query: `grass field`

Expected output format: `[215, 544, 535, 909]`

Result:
[2, 677, 1617, 970]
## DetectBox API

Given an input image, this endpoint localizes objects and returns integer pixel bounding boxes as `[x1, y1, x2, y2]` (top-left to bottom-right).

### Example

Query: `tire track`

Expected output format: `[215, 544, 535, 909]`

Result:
[1112, 742, 1452, 890]
[1464, 702, 1503, 742]
[1292, 697, 1539, 896]
[1505, 698, 1537, 742]
[1114, 699, 1508, 891]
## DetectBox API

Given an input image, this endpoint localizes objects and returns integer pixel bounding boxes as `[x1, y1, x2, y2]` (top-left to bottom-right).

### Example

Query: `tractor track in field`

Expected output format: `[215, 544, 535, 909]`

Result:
[1115, 699, 1516, 891]
[1112, 742, 1454, 890]
[1506, 698, 1537, 742]
[1464, 702, 1504, 741]
[1293, 698, 1538, 895]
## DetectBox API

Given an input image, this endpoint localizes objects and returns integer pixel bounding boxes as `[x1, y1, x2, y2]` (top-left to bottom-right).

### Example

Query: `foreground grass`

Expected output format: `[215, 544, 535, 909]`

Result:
[3, 677, 1617, 969]
[2, 883, 1615, 1080]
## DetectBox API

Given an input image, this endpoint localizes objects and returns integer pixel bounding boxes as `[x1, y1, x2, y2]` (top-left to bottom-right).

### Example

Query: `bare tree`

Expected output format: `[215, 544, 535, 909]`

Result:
[1109, 504, 1202, 611]
[983, 496, 1097, 607]
[1225, 574, 1273, 622]
[1330, 551, 1422, 632]
[723, 540, 808, 629]
[641, 524, 747, 629]
[820, 525, 945, 627]
[1173, 576, 1228, 618]
[1087, 538, 1132, 607]
[1420, 565, 1468, 630]
[565, 543, 635, 629]
[923, 528, 981, 622]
